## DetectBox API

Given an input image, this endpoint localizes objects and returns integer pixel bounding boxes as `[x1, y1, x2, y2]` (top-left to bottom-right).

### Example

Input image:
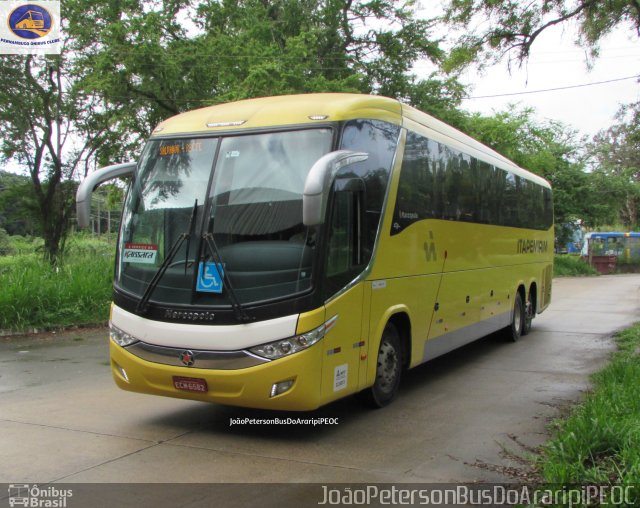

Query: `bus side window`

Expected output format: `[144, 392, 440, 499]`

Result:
[324, 179, 365, 296]
[340, 119, 400, 263]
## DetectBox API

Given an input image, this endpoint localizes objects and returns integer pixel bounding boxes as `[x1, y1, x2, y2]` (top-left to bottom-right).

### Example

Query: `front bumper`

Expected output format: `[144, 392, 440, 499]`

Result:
[109, 339, 324, 411]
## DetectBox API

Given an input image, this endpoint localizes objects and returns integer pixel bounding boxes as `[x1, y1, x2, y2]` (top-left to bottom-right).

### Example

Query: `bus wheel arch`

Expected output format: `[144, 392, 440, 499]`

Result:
[388, 312, 411, 370]
[359, 312, 411, 408]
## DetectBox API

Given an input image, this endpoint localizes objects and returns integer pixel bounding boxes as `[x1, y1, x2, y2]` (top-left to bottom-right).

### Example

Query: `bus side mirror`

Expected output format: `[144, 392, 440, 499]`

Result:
[76, 162, 136, 228]
[302, 150, 368, 226]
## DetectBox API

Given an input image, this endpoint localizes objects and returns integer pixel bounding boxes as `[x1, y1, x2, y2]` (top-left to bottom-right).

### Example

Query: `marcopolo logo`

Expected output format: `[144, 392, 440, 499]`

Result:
[8, 4, 53, 39]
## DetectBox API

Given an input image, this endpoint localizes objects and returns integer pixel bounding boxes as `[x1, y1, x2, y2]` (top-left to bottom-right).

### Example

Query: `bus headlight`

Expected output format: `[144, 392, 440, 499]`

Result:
[249, 315, 338, 360]
[109, 322, 139, 347]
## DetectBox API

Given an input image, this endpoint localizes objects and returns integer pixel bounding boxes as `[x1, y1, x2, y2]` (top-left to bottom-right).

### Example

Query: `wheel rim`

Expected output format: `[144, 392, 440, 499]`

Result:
[377, 339, 399, 394]
[514, 298, 523, 332]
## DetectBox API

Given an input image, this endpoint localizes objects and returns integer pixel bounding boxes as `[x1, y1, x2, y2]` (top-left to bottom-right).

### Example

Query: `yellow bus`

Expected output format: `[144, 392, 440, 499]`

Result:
[77, 94, 553, 410]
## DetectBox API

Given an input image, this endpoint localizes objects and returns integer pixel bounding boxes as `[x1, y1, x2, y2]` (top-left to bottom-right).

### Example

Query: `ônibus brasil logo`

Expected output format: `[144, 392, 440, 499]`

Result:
[8, 4, 54, 39]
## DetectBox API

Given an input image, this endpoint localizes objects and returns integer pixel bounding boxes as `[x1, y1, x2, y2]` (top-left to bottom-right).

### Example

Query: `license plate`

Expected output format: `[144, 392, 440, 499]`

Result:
[173, 376, 208, 393]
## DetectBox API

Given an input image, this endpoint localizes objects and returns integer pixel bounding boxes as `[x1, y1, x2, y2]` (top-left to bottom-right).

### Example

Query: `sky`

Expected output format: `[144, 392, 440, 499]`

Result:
[415, 15, 640, 140]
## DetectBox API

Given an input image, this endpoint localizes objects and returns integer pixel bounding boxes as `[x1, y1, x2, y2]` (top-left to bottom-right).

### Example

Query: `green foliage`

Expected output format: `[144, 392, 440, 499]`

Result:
[589, 101, 640, 229]
[0, 236, 114, 332]
[442, 0, 640, 70]
[6, 235, 43, 256]
[0, 228, 12, 256]
[553, 254, 597, 277]
[66, 0, 455, 146]
[406, 76, 468, 128]
[537, 323, 640, 499]
[0, 230, 41, 257]
[0, 171, 39, 237]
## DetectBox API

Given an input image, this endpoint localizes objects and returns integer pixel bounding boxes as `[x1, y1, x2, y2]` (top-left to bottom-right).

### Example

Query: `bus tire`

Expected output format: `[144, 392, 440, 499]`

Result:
[522, 290, 534, 336]
[359, 323, 403, 408]
[504, 291, 524, 342]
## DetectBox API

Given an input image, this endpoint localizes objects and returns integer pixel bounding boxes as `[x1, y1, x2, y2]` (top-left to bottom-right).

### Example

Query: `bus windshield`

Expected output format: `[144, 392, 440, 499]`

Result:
[116, 129, 333, 308]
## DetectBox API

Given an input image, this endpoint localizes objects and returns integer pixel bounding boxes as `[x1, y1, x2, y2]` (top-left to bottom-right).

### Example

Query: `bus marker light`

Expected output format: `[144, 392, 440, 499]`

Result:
[308, 115, 328, 120]
[206, 120, 246, 128]
[115, 363, 129, 383]
[270, 379, 294, 397]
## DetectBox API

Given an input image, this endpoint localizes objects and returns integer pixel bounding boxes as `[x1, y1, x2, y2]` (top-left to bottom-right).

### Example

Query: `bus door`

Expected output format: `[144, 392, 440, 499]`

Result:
[321, 283, 365, 403]
[319, 179, 367, 402]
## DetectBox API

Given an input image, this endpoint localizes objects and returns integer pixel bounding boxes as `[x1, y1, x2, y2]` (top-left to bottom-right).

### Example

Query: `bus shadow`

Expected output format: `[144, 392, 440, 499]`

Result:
[144, 331, 513, 441]
[400, 330, 508, 395]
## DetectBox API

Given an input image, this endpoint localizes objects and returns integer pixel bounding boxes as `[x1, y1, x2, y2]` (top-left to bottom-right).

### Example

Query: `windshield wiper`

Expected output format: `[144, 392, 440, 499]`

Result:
[202, 232, 254, 323]
[136, 199, 198, 314]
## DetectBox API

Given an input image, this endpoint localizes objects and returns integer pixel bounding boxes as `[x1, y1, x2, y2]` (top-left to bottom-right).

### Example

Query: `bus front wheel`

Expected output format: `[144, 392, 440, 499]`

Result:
[359, 323, 403, 408]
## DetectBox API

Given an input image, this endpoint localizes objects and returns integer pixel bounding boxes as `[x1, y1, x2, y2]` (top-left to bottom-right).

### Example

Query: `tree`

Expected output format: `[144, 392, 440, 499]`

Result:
[406, 76, 468, 127]
[441, 0, 640, 70]
[66, 0, 458, 142]
[589, 101, 640, 228]
[0, 52, 112, 264]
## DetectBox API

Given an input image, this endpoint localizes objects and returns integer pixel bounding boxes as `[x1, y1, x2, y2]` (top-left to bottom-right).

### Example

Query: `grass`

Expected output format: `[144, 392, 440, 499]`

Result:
[554, 254, 598, 277]
[0, 235, 115, 332]
[535, 323, 640, 505]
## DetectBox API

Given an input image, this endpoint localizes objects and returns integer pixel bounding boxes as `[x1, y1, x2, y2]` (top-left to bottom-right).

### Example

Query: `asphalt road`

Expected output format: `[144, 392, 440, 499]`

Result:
[1, 275, 639, 505]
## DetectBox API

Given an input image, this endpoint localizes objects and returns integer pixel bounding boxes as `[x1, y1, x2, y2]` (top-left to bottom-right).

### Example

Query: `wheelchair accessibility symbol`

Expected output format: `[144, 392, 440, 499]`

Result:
[196, 261, 224, 293]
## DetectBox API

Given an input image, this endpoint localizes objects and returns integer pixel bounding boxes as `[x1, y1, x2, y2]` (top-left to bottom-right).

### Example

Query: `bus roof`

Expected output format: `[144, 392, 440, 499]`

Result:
[152, 93, 402, 136]
[152, 93, 550, 188]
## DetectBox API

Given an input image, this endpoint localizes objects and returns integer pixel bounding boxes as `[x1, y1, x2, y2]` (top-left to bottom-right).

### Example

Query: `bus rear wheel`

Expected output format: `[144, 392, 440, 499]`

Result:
[504, 291, 524, 342]
[359, 323, 402, 408]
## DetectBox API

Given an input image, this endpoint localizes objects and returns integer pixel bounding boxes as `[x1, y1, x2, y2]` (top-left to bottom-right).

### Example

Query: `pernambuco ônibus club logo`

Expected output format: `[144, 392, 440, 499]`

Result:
[8, 4, 54, 40]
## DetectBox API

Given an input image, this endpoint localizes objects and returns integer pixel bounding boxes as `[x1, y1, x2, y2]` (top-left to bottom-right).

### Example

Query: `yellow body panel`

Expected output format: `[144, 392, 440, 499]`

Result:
[364, 118, 552, 367]
[320, 284, 366, 403]
[295, 306, 325, 335]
